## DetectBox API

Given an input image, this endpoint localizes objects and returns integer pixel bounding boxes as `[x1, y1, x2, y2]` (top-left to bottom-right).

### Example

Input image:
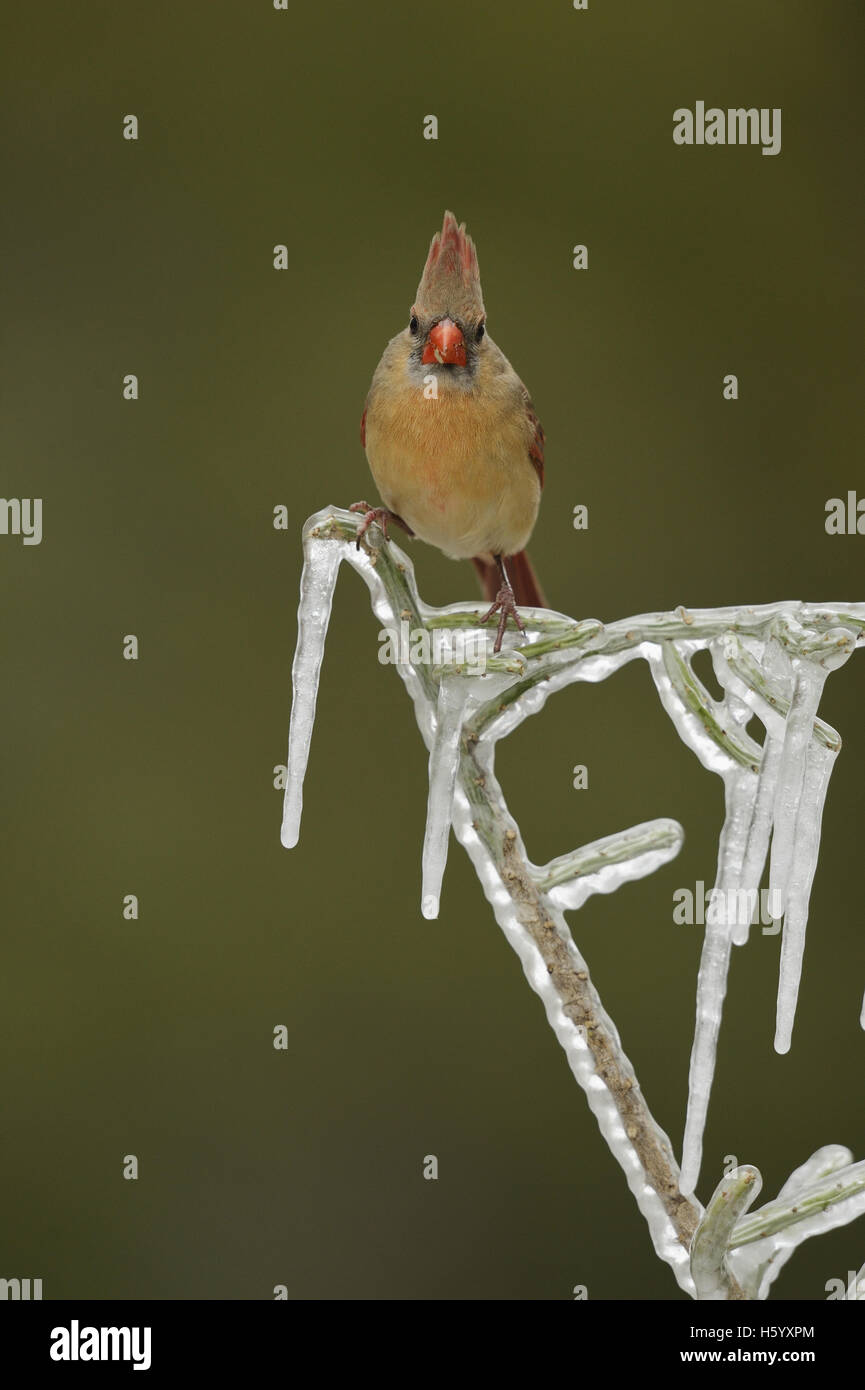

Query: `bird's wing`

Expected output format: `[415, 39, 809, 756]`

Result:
[523, 389, 545, 488]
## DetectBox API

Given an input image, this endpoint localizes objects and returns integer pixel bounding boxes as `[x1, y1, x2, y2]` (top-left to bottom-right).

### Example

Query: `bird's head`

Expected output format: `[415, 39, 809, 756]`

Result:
[408, 211, 486, 373]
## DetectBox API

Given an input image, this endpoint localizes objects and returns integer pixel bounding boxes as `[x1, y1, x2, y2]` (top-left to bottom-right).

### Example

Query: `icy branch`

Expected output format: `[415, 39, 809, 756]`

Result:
[281, 506, 865, 1298]
[730, 1157, 865, 1251]
[532, 818, 684, 911]
[725, 1147, 865, 1299]
[691, 1167, 761, 1300]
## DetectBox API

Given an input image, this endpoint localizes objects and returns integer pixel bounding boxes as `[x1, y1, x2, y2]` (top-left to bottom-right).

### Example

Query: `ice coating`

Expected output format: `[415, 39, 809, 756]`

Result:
[776, 1143, 855, 1199]
[711, 635, 787, 948]
[650, 632, 851, 1192]
[691, 1166, 762, 1300]
[728, 1154, 865, 1298]
[448, 739, 698, 1293]
[283, 508, 865, 1294]
[768, 662, 827, 915]
[728, 1145, 853, 1298]
[774, 739, 837, 1052]
[421, 677, 470, 919]
[536, 818, 684, 912]
[680, 769, 755, 1195]
[283, 512, 701, 1292]
[648, 642, 760, 1194]
[732, 732, 782, 947]
[280, 526, 344, 849]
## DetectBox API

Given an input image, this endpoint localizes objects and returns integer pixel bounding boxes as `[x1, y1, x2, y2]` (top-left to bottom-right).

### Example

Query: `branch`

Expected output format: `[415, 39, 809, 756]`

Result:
[283, 506, 865, 1299]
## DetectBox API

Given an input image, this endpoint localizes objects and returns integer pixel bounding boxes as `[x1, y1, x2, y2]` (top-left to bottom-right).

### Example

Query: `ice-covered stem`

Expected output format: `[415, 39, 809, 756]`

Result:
[532, 819, 683, 898]
[726, 1146, 852, 1297]
[285, 508, 865, 1297]
[691, 1167, 760, 1299]
[720, 635, 841, 752]
[424, 599, 865, 655]
[726, 1147, 865, 1298]
[456, 736, 703, 1264]
[729, 1158, 865, 1250]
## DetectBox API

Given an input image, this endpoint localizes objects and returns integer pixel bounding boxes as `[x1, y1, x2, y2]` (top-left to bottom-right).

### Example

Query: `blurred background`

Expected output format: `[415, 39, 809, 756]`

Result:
[2, 1, 864, 1299]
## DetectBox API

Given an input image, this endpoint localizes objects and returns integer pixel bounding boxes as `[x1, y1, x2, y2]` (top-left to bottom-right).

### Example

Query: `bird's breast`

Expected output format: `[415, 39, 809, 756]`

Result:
[363, 371, 539, 561]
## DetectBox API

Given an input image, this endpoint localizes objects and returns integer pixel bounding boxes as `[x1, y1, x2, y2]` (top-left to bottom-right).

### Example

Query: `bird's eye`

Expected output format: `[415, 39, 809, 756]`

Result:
[409, 315, 419, 335]
[476, 321, 486, 341]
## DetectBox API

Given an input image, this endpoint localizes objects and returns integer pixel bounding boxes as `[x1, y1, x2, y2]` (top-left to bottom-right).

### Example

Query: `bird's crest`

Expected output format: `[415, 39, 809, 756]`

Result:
[414, 211, 485, 322]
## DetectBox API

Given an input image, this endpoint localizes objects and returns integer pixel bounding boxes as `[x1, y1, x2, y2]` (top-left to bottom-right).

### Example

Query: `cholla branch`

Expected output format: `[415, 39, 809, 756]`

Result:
[282, 506, 865, 1298]
[692, 1167, 762, 1300]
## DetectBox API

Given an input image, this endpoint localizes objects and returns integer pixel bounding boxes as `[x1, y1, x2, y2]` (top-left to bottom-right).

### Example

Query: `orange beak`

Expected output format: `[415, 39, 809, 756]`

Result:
[421, 317, 467, 367]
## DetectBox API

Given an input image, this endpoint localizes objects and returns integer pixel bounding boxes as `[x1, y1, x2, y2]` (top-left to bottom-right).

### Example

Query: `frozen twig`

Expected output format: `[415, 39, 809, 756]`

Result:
[282, 506, 865, 1298]
[729, 1158, 865, 1250]
[691, 1167, 760, 1300]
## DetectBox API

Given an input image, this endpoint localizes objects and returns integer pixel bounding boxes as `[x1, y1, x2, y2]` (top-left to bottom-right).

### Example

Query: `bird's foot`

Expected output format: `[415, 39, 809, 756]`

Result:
[480, 583, 527, 654]
[349, 502, 414, 550]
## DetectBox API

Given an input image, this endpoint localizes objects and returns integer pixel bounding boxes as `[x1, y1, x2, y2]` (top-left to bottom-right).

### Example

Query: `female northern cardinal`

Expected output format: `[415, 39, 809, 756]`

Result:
[353, 210, 546, 652]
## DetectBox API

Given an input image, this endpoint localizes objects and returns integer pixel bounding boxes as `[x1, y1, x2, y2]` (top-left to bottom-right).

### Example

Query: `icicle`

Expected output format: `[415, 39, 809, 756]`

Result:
[645, 641, 764, 1194]
[680, 767, 754, 1196]
[280, 527, 344, 849]
[768, 660, 827, 917]
[732, 733, 783, 946]
[711, 635, 786, 947]
[774, 738, 837, 1052]
[421, 677, 470, 919]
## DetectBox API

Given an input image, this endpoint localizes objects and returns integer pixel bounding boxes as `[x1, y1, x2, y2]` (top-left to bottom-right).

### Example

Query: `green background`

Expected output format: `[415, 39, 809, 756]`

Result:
[2, 1, 864, 1300]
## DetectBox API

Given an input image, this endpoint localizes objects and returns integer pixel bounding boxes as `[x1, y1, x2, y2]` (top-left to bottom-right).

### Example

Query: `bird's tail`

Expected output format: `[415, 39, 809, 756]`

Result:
[471, 551, 548, 609]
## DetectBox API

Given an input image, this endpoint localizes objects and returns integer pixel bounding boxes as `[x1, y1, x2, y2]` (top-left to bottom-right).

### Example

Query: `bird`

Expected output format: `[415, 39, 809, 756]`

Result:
[352, 210, 546, 653]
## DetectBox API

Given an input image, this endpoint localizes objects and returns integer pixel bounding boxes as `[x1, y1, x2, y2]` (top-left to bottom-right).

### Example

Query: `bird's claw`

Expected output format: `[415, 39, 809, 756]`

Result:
[349, 502, 414, 551]
[480, 583, 526, 654]
[350, 501, 389, 548]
